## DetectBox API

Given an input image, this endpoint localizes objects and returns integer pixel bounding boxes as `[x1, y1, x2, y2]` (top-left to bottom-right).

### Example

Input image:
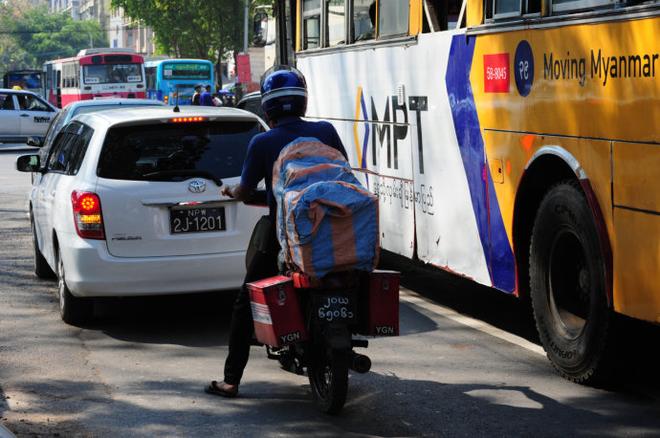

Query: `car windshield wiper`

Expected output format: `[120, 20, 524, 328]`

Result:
[142, 170, 223, 187]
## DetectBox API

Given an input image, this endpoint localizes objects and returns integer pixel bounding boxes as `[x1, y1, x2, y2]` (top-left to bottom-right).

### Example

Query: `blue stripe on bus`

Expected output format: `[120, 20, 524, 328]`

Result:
[445, 35, 516, 293]
[360, 93, 370, 169]
[360, 93, 371, 188]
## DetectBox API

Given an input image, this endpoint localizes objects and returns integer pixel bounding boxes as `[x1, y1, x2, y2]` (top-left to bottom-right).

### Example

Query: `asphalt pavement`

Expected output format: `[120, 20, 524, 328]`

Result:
[1, 150, 659, 437]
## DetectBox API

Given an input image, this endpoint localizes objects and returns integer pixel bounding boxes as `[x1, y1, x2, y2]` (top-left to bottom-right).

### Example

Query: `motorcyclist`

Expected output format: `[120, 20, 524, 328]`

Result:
[205, 65, 348, 398]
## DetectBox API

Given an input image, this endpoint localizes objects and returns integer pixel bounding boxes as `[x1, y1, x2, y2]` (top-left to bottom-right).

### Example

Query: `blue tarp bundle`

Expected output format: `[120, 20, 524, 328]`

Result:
[273, 137, 379, 278]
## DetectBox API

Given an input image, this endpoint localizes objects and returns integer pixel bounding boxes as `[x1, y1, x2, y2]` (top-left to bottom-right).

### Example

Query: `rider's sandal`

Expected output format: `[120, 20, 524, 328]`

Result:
[204, 380, 239, 398]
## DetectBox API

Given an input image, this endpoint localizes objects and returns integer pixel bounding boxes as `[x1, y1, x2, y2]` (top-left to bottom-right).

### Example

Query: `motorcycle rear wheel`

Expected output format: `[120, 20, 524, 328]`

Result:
[308, 347, 349, 415]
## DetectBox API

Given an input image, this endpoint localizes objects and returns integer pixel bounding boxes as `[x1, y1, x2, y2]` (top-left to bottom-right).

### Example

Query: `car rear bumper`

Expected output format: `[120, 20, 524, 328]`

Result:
[59, 233, 246, 297]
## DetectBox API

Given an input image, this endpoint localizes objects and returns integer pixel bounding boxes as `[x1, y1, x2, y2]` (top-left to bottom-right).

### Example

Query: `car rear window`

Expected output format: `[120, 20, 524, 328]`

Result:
[97, 120, 262, 183]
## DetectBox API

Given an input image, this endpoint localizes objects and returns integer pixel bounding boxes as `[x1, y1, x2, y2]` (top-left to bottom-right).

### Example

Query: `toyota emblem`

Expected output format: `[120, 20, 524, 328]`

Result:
[188, 179, 206, 193]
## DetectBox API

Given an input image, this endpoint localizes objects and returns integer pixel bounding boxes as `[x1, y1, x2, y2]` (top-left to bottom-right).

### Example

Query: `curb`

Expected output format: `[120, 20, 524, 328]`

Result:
[0, 423, 16, 438]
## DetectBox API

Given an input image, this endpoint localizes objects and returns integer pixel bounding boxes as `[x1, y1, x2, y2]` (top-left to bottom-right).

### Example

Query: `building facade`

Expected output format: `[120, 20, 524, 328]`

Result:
[49, 0, 79, 19]
[108, 6, 155, 56]
[49, 0, 155, 56]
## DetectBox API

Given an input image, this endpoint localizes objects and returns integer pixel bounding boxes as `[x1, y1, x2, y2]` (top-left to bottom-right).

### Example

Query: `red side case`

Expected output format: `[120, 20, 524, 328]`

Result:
[363, 270, 400, 336]
[247, 275, 309, 347]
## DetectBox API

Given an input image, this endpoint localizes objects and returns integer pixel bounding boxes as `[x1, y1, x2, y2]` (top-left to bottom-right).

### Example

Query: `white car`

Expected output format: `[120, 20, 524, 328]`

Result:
[17, 106, 268, 324]
[0, 88, 58, 142]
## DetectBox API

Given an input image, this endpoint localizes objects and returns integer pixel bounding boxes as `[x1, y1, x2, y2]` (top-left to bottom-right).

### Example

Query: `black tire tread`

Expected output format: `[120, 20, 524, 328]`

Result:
[57, 248, 93, 325]
[529, 180, 614, 385]
[308, 348, 349, 414]
[31, 217, 55, 279]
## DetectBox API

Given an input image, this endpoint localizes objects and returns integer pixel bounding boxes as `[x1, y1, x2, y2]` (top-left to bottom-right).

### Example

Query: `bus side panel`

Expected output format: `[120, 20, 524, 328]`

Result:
[445, 34, 516, 291]
[612, 141, 660, 323]
[483, 132, 613, 238]
[60, 90, 79, 107]
[298, 34, 493, 284]
[469, 16, 659, 323]
[613, 142, 660, 213]
[470, 19, 658, 142]
[612, 209, 660, 323]
[413, 32, 492, 285]
[300, 51, 417, 259]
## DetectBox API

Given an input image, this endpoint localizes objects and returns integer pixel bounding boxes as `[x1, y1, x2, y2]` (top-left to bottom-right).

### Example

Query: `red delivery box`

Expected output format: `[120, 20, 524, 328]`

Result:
[360, 270, 400, 336]
[247, 275, 309, 347]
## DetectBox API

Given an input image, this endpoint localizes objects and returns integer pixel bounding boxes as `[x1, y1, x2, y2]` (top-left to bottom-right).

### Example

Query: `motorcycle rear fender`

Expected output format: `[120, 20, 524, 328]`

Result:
[321, 323, 352, 350]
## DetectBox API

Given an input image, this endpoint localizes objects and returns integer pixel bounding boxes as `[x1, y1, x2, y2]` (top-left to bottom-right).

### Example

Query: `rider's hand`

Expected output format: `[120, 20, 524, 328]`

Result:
[221, 185, 235, 198]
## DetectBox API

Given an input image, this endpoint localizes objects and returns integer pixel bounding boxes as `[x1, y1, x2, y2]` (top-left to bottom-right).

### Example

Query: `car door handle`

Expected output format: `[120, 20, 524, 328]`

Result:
[20, 113, 30, 117]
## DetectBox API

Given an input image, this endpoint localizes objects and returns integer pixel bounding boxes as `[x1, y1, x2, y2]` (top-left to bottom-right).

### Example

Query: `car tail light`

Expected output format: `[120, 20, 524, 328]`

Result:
[71, 191, 105, 240]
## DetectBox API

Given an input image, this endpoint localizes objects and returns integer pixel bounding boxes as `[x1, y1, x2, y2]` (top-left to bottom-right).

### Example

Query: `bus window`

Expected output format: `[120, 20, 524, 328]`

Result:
[378, 0, 409, 37]
[488, 0, 543, 20]
[494, 0, 522, 18]
[326, 0, 346, 46]
[354, 0, 376, 41]
[422, 0, 441, 32]
[422, 0, 463, 32]
[46, 65, 52, 90]
[83, 63, 142, 84]
[303, 0, 321, 49]
[552, 0, 614, 13]
[526, 0, 541, 14]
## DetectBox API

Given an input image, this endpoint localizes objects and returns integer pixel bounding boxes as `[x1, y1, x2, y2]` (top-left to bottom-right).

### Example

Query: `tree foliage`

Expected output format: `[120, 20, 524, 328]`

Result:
[0, 2, 106, 76]
[111, 0, 272, 76]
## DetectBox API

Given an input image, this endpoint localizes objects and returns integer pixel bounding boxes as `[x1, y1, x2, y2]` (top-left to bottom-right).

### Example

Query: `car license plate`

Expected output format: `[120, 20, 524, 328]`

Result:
[170, 206, 226, 234]
[314, 294, 356, 323]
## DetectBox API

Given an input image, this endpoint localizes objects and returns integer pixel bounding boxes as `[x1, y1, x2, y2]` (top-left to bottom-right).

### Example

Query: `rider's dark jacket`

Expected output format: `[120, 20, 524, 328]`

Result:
[240, 116, 349, 220]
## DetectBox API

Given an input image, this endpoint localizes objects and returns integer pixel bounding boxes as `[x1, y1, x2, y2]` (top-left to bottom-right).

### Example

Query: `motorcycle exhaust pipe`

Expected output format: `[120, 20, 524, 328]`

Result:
[350, 352, 372, 374]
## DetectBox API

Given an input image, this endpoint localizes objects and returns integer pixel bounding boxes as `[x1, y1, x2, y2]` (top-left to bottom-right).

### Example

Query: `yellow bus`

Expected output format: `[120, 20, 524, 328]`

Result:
[268, 0, 659, 383]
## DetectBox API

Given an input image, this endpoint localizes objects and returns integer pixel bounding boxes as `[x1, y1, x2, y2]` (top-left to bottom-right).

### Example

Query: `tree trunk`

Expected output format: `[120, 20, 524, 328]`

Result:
[216, 44, 224, 88]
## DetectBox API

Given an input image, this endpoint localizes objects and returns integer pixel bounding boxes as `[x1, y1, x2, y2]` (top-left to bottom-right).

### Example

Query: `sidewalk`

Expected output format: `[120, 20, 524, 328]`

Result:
[0, 423, 15, 438]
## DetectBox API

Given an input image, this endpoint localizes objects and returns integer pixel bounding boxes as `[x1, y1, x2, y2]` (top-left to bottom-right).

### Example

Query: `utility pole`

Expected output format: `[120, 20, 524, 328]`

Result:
[243, 0, 249, 54]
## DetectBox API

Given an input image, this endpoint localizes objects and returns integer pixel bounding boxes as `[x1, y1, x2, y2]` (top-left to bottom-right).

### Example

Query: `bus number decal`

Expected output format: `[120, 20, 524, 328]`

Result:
[484, 53, 510, 93]
[514, 41, 535, 97]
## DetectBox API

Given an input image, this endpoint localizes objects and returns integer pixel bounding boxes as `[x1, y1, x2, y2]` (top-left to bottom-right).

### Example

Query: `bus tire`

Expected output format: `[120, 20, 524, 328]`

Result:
[529, 181, 612, 384]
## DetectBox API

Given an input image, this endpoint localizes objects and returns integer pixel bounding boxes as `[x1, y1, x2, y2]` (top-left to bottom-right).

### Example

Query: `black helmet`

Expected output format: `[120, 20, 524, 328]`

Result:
[260, 65, 307, 121]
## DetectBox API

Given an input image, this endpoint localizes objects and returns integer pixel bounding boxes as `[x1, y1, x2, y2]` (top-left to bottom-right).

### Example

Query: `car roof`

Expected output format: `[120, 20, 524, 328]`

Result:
[0, 88, 41, 96]
[238, 91, 260, 105]
[63, 98, 164, 110]
[73, 106, 264, 129]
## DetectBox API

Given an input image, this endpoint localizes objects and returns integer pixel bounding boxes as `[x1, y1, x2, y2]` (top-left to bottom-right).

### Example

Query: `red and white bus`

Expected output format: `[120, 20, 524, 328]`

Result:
[43, 48, 146, 108]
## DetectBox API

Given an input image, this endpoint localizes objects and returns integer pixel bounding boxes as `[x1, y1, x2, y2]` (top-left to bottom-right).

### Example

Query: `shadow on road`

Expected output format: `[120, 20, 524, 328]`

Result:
[3, 370, 659, 437]
[80, 288, 438, 349]
[380, 251, 660, 397]
[82, 292, 238, 348]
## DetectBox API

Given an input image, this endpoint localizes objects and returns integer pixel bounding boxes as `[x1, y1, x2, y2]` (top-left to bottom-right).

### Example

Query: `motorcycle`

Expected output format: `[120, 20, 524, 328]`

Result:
[247, 268, 400, 415]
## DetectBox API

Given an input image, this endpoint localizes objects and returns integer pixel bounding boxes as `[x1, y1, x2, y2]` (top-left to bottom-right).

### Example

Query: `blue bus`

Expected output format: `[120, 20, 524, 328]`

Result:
[144, 59, 214, 105]
[3, 69, 43, 96]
